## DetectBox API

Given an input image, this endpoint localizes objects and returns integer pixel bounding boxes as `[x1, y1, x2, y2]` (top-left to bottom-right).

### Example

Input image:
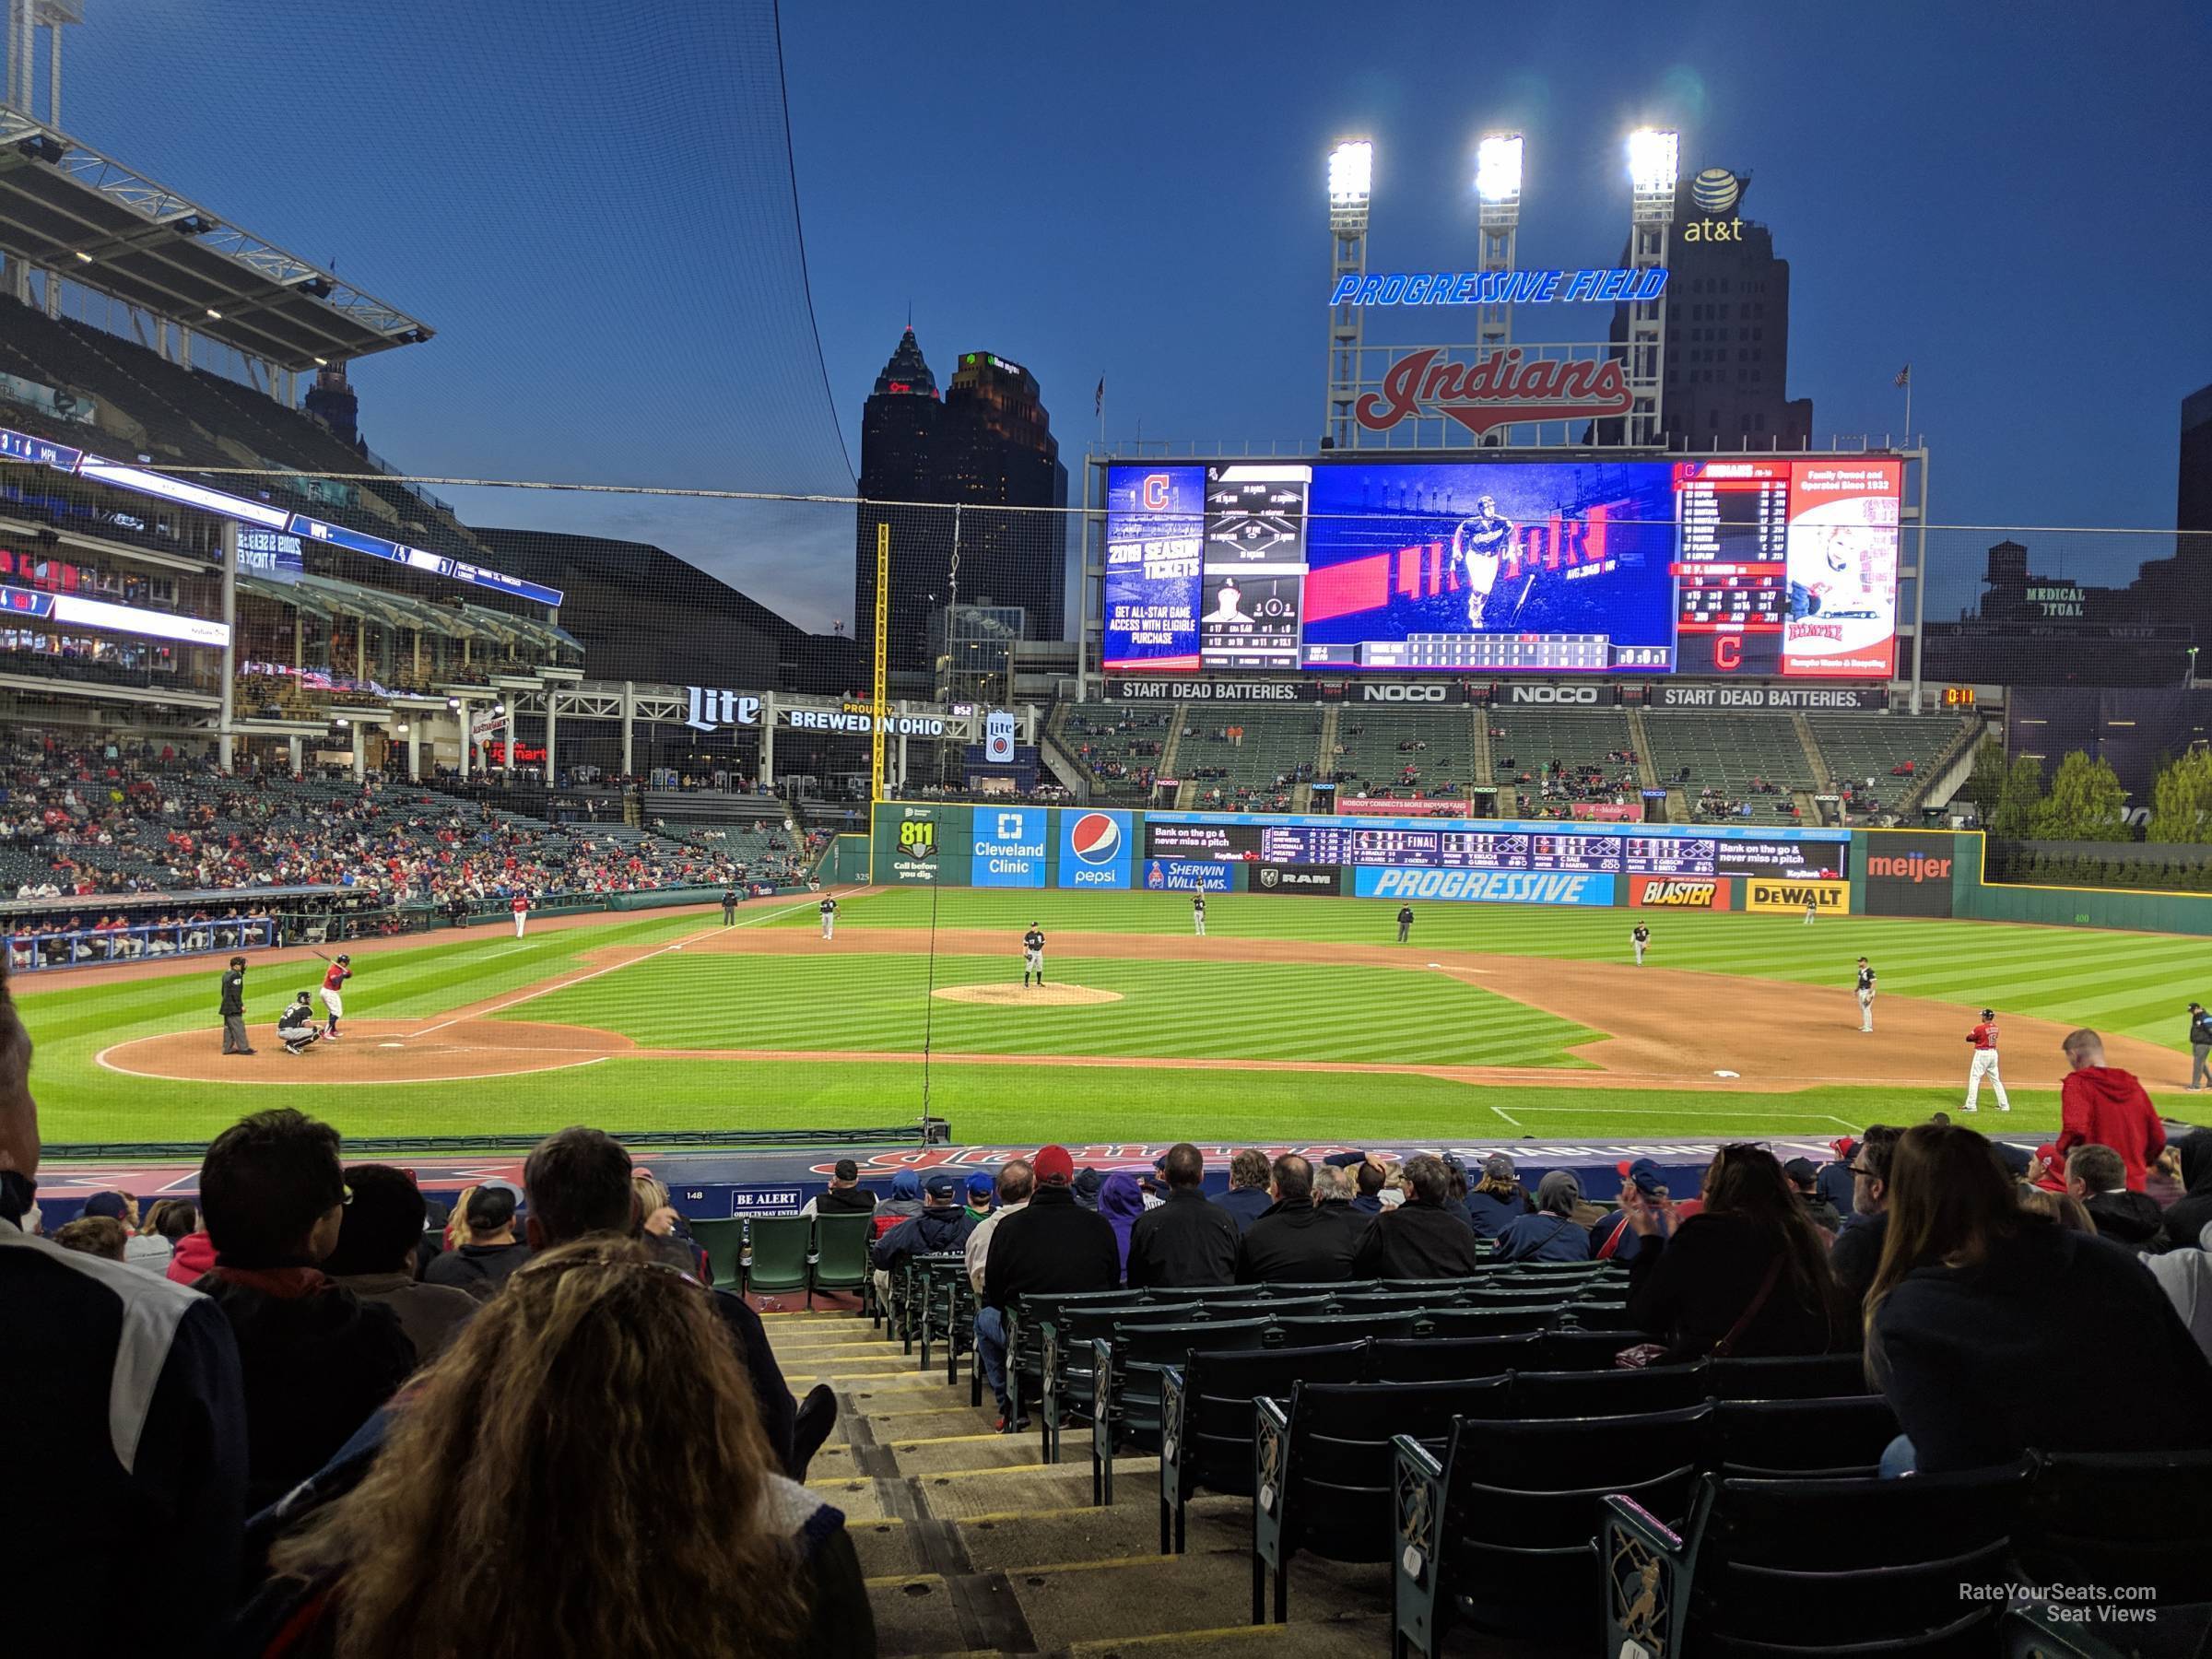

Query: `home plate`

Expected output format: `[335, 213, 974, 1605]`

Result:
[1713, 1069, 1741, 1078]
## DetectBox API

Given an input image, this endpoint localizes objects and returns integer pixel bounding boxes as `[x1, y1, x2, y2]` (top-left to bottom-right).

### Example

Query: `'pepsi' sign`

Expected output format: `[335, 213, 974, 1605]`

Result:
[1058, 809, 1132, 890]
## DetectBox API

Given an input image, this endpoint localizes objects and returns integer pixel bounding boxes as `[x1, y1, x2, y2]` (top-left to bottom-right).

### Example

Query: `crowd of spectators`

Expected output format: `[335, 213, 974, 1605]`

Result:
[3, 958, 862, 1652]
[1506, 750, 1644, 818]
[13, 962, 2212, 1647]
[0, 733, 818, 924]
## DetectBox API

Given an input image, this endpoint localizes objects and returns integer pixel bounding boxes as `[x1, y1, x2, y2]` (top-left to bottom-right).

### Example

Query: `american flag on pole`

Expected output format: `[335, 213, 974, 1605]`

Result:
[1894, 364, 1912, 388]
[1094, 376, 1105, 416]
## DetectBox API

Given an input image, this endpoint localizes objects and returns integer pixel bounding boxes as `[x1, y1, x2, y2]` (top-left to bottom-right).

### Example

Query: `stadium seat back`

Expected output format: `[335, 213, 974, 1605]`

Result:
[743, 1217, 811, 1298]
[1161, 1339, 1371, 1555]
[1418, 1304, 1561, 1338]
[809, 1214, 873, 1297]
[1652, 1461, 2033, 1653]
[1535, 1325, 1640, 1370]
[688, 1216, 745, 1293]
[1459, 1284, 1580, 1309]
[1510, 1362, 1709, 1418]
[1274, 1311, 1425, 1346]
[1262, 1279, 1382, 1299]
[2016, 1450, 2212, 1607]
[1430, 1404, 1714, 1637]
[1706, 1349, 1872, 1401]
[1712, 1394, 1900, 1477]
[1371, 1334, 1537, 1382]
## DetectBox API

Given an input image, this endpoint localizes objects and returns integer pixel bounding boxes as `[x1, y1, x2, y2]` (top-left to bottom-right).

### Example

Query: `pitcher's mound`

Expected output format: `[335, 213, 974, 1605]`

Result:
[933, 983, 1124, 1007]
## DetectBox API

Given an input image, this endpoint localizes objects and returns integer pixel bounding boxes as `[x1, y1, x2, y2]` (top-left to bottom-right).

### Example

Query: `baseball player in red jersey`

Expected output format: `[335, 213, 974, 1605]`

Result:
[319, 953, 352, 1040]
[511, 893, 530, 939]
[1963, 1007, 2011, 1112]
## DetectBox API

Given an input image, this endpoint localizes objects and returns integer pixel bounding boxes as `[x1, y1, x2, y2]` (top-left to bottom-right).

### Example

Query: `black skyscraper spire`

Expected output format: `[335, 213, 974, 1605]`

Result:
[873, 326, 937, 399]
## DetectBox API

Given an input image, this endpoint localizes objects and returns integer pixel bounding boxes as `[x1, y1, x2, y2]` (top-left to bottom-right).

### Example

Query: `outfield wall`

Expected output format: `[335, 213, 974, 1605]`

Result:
[867, 806, 2212, 936]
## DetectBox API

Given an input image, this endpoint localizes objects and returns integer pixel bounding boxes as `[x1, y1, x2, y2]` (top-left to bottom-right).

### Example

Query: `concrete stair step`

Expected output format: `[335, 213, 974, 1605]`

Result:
[886, 1433, 1072, 1476]
[1067, 1613, 1394, 1656]
[1003, 1551, 1390, 1652]
[786, 1361, 948, 1385]
[916, 1458, 1159, 1521]
[806, 1475, 894, 1522]
[849, 1516, 928, 1579]
[958, 1494, 1251, 1571]
[866, 1574, 970, 1657]
[842, 1406, 1000, 1442]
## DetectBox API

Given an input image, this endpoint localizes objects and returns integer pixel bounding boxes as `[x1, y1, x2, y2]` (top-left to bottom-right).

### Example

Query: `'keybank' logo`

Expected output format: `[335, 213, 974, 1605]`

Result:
[1353, 867, 1616, 906]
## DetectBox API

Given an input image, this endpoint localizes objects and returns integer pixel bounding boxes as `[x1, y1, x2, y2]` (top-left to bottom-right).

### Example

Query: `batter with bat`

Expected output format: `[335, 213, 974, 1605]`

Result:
[314, 950, 352, 1040]
[1448, 494, 1514, 630]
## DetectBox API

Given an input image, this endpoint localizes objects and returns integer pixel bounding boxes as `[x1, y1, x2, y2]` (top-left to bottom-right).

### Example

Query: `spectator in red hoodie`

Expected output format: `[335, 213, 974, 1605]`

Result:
[2055, 1028, 2166, 1193]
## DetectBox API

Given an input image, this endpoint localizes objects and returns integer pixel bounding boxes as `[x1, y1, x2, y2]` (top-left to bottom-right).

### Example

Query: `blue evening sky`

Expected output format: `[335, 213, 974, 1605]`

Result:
[48, 1, 2212, 628]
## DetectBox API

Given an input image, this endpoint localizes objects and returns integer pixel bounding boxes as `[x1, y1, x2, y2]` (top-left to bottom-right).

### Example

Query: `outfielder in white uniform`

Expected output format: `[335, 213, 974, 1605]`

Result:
[1805, 900, 1818, 926]
[819, 895, 837, 941]
[1193, 895, 1206, 937]
[1963, 1009, 2011, 1112]
[1854, 959, 1876, 1032]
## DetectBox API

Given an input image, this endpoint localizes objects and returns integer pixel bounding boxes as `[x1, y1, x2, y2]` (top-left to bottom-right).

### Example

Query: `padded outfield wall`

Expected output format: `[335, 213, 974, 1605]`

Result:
[865, 806, 2212, 936]
[1851, 827, 2212, 935]
[869, 802, 1855, 916]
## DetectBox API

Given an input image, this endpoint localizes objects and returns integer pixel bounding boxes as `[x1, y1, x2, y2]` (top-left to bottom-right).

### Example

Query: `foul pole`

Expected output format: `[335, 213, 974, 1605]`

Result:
[867, 520, 889, 880]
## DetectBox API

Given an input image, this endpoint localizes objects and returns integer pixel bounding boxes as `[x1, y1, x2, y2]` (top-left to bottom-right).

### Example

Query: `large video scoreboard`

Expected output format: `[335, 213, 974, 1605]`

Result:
[1102, 456, 1902, 679]
[1144, 811, 1849, 880]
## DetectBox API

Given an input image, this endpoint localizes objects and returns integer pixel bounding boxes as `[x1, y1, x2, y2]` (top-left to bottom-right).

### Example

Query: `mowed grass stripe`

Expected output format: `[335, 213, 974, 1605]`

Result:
[508, 953, 1600, 1068]
[807, 891, 2201, 1051]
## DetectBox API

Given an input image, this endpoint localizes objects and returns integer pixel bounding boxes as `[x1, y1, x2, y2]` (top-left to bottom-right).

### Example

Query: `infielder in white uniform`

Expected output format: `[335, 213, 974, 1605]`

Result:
[1854, 958, 1876, 1032]
[1962, 1008, 2012, 1112]
[819, 895, 837, 941]
[1631, 924, 1650, 966]
[1193, 894, 1206, 936]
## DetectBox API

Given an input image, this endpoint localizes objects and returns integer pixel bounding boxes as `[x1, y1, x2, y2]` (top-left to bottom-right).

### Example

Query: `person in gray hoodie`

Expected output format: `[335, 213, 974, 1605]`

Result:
[2149, 1219, 2212, 1365]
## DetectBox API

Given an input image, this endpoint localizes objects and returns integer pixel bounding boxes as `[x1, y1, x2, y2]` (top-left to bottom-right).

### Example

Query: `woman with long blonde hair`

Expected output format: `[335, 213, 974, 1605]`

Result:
[262, 1236, 874, 1656]
[1865, 1123, 2212, 1477]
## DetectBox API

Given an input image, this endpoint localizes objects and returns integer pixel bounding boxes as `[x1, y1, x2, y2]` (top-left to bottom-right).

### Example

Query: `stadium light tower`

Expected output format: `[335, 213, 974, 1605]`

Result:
[1623, 128, 1677, 446]
[1472, 132, 1523, 441]
[1324, 138, 1373, 451]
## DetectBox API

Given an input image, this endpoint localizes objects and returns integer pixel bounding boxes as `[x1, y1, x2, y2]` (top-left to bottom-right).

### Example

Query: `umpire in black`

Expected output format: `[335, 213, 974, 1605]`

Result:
[218, 955, 253, 1055]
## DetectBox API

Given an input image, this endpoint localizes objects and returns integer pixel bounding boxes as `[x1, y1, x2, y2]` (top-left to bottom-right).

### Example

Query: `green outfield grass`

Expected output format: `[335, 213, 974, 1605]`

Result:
[15, 885, 2201, 1148]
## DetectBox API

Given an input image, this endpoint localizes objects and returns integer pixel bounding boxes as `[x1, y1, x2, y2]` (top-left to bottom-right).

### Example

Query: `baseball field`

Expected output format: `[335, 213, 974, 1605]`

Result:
[16, 884, 2204, 1149]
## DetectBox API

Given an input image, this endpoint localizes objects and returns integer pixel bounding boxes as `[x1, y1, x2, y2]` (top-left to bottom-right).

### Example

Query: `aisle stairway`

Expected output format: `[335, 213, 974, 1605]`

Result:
[764, 1307, 1404, 1656]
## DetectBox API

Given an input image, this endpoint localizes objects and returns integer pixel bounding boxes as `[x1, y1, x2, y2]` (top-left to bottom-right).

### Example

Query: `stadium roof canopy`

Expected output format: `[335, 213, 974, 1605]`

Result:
[0, 110, 432, 372]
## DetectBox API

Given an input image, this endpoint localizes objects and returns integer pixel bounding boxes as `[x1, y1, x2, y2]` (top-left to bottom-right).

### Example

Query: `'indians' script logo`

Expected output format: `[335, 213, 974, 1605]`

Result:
[1355, 347, 1633, 436]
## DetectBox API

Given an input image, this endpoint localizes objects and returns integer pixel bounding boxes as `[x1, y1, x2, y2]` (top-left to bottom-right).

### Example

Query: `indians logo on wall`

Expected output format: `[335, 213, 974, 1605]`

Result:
[1068, 812, 1123, 865]
[1356, 347, 1634, 437]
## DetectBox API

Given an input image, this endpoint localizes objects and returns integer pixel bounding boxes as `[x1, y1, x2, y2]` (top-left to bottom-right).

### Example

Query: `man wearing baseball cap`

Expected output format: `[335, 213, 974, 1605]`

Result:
[872, 1171, 978, 1277]
[1816, 1138, 1858, 1219]
[977, 1145, 1119, 1432]
[2190, 1003, 2212, 1090]
[1591, 1159, 1701, 1262]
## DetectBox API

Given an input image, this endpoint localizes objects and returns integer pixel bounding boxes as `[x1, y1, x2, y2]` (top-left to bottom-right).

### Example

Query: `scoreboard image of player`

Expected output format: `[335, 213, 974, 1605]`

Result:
[1100, 455, 1903, 678]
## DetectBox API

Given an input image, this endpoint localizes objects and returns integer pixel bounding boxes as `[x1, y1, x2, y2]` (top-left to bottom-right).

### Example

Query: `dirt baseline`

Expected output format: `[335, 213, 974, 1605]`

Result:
[96, 916, 2190, 1096]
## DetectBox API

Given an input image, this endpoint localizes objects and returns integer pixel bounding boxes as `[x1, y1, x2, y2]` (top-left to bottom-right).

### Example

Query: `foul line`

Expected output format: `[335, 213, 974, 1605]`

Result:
[406, 894, 854, 1041]
[1490, 1104, 1524, 1129]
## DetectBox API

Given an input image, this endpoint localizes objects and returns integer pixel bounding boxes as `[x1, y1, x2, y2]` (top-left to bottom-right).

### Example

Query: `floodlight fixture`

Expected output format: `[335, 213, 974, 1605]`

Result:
[1475, 133, 1523, 203]
[1327, 138, 1372, 233]
[1627, 127, 1679, 196]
